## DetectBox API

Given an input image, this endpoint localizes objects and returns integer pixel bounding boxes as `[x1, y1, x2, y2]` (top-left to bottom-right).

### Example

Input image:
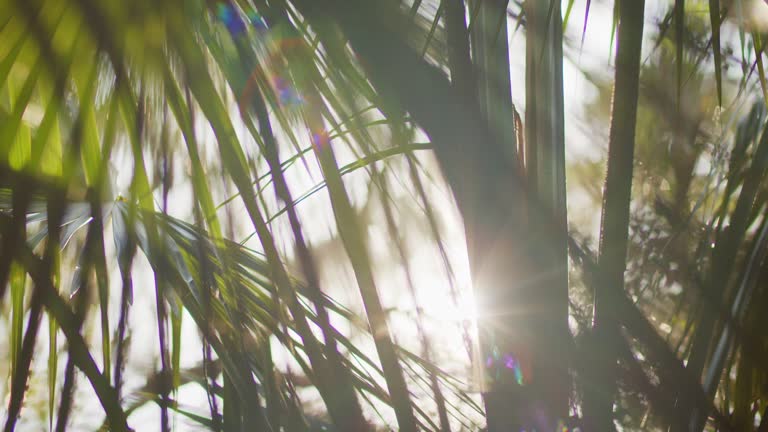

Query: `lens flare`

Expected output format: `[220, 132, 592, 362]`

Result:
[311, 129, 330, 150]
[484, 348, 530, 386]
[246, 8, 267, 31]
[216, 3, 246, 37]
[272, 76, 304, 107]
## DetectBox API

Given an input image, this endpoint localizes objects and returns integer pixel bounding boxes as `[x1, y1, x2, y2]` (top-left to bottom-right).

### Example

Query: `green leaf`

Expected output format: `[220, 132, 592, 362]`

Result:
[3, 60, 37, 169]
[171, 301, 182, 393]
[10, 262, 26, 379]
[563, 0, 576, 28]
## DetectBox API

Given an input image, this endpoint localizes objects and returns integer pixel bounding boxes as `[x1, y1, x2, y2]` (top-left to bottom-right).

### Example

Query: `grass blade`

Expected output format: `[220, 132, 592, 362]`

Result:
[9, 263, 26, 385]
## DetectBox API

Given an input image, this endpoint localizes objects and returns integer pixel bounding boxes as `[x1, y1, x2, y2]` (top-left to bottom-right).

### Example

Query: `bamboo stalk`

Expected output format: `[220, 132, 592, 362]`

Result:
[582, 1, 645, 429]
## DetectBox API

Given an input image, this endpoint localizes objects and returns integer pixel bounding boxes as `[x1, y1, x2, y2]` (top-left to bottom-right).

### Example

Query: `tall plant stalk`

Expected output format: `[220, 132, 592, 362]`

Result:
[523, 0, 570, 426]
[583, 1, 645, 429]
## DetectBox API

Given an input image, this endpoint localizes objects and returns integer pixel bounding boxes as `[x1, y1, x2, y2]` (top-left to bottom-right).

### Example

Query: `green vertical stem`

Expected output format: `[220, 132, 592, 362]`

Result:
[154, 276, 171, 432]
[10, 262, 25, 384]
[673, 0, 687, 213]
[90, 193, 112, 381]
[443, 4, 484, 363]
[523, 0, 569, 427]
[754, 34, 768, 107]
[445, 0, 475, 103]
[468, 0, 517, 157]
[171, 306, 182, 394]
[583, 1, 645, 430]
[155, 101, 172, 432]
[674, 0, 684, 114]
[709, 0, 722, 105]
[113, 203, 136, 400]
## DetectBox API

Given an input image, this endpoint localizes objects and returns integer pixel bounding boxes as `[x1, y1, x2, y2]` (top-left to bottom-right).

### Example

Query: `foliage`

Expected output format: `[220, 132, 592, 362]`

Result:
[1, 0, 768, 431]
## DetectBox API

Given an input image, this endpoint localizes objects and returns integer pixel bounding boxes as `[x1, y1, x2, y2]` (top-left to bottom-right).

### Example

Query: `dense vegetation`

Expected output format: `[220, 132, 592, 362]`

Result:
[1, 0, 767, 430]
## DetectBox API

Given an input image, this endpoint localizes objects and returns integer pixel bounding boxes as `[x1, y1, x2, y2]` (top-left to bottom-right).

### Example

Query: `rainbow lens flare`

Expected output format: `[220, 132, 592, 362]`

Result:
[485, 349, 528, 385]
[217, 3, 246, 37]
[311, 130, 330, 150]
[246, 9, 267, 31]
[272, 76, 304, 106]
